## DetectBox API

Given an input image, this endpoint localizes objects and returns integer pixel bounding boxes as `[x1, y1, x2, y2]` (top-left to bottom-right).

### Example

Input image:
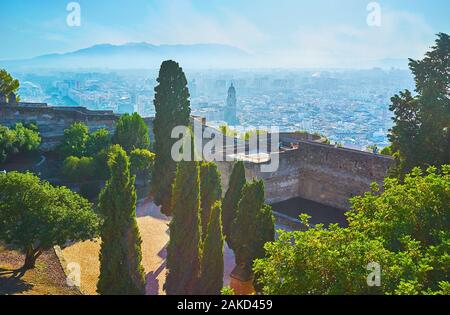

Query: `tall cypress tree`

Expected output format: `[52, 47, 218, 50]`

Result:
[222, 161, 246, 248]
[200, 162, 222, 239]
[165, 161, 202, 295]
[230, 180, 275, 272]
[199, 201, 224, 295]
[389, 33, 450, 176]
[97, 145, 146, 295]
[151, 60, 191, 216]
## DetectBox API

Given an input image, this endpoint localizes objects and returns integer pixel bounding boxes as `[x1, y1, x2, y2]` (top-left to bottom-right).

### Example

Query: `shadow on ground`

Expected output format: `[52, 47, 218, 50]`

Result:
[0, 268, 33, 295]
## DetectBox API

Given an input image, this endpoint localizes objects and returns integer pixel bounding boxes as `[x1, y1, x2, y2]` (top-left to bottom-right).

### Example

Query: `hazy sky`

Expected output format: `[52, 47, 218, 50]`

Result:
[1, 0, 449, 67]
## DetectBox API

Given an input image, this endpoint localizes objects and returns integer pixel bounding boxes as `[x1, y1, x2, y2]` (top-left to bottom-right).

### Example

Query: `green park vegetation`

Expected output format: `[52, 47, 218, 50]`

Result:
[97, 145, 146, 295]
[1, 31, 449, 296]
[0, 172, 100, 269]
[388, 33, 450, 177]
[254, 166, 450, 295]
[152, 60, 191, 216]
[0, 69, 19, 101]
[59, 114, 154, 188]
[0, 123, 41, 163]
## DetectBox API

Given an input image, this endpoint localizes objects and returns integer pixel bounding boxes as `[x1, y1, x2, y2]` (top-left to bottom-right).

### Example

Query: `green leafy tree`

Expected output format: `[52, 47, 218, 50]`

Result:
[151, 60, 191, 216]
[222, 161, 246, 248]
[0, 123, 41, 163]
[200, 162, 222, 239]
[86, 128, 111, 157]
[199, 201, 224, 295]
[0, 171, 100, 269]
[165, 161, 202, 295]
[254, 166, 450, 295]
[130, 148, 155, 181]
[389, 33, 450, 176]
[59, 122, 89, 158]
[230, 180, 275, 272]
[97, 145, 146, 295]
[0, 69, 19, 100]
[112, 113, 150, 153]
[61, 156, 95, 182]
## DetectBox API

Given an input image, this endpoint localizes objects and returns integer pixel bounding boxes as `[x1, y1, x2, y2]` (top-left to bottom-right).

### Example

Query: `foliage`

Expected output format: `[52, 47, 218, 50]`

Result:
[0, 123, 41, 163]
[220, 286, 235, 295]
[199, 162, 222, 239]
[152, 60, 191, 216]
[231, 180, 275, 270]
[381, 145, 393, 156]
[165, 161, 202, 295]
[61, 156, 95, 182]
[59, 122, 89, 158]
[0, 69, 19, 99]
[85, 128, 111, 157]
[388, 33, 450, 176]
[0, 171, 100, 269]
[199, 201, 224, 295]
[222, 161, 246, 249]
[97, 145, 146, 295]
[112, 113, 150, 153]
[129, 148, 155, 181]
[254, 166, 450, 295]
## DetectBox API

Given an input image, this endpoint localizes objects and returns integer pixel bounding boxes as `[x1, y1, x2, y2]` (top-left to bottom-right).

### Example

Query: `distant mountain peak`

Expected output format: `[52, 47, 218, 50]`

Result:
[0, 42, 250, 70]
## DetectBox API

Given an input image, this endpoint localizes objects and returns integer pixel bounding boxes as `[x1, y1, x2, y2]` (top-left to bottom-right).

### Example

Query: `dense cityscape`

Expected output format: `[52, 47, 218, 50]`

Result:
[16, 68, 414, 150]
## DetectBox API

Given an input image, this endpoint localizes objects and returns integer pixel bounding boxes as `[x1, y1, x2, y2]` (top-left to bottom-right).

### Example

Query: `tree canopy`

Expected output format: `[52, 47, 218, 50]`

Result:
[199, 201, 224, 295]
[165, 161, 202, 295]
[112, 113, 150, 153]
[222, 161, 246, 249]
[0, 123, 41, 163]
[199, 162, 222, 239]
[254, 166, 450, 295]
[389, 33, 450, 176]
[231, 179, 275, 271]
[0, 69, 19, 100]
[151, 60, 191, 216]
[0, 171, 100, 269]
[97, 145, 146, 295]
[59, 122, 89, 158]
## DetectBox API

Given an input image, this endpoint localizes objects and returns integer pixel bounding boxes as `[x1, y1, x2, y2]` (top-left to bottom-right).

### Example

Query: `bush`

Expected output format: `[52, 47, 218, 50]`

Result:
[0, 123, 41, 163]
[254, 166, 450, 295]
[129, 148, 155, 180]
[112, 113, 150, 153]
[61, 156, 95, 182]
[86, 128, 111, 157]
[59, 122, 89, 158]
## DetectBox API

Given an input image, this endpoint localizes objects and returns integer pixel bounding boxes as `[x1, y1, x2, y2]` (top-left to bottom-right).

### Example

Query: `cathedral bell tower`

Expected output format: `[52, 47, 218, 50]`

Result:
[224, 83, 238, 125]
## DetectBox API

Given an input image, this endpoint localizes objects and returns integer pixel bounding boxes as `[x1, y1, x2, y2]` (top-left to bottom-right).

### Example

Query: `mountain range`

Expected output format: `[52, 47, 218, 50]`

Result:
[0, 43, 251, 70]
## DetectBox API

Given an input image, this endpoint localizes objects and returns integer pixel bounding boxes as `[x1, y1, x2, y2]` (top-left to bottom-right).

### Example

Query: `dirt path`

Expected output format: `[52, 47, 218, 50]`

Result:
[0, 245, 80, 295]
[59, 198, 291, 295]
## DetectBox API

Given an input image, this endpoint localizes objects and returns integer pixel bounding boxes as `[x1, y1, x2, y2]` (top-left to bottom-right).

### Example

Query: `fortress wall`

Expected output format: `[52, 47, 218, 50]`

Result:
[1, 105, 395, 211]
[217, 141, 394, 211]
[0, 105, 155, 151]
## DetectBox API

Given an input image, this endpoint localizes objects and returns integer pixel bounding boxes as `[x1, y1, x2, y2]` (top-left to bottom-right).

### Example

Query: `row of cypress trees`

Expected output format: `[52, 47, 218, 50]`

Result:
[95, 59, 274, 295]
[165, 161, 224, 295]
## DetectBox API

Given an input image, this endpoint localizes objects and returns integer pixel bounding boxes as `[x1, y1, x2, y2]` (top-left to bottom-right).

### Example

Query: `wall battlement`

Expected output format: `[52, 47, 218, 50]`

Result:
[0, 103, 395, 210]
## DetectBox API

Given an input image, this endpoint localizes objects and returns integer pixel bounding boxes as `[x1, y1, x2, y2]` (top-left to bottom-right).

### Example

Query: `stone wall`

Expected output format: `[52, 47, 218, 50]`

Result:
[1, 104, 395, 211]
[0, 104, 155, 151]
[217, 141, 394, 210]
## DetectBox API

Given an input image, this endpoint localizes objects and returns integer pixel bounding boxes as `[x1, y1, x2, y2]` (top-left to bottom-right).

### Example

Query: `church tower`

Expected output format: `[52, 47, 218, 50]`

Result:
[224, 83, 238, 125]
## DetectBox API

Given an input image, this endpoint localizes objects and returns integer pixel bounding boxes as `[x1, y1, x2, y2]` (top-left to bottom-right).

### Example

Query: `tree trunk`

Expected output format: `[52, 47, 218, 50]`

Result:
[22, 247, 42, 270]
